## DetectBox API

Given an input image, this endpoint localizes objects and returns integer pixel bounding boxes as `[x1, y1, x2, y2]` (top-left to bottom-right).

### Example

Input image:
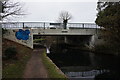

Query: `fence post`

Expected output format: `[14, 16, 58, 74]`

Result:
[23, 22, 24, 28]
[44, 23, 45, 30]
[82, 24, 84, 28]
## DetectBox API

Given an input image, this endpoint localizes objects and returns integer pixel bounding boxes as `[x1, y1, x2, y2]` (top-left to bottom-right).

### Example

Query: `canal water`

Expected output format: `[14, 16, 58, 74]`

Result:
[47, 48, 119, 80]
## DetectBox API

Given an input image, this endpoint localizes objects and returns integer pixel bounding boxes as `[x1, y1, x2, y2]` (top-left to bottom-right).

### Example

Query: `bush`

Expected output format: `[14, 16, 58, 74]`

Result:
[94, 44, 115, 54]
[2, 28, 8, 36]
[4, 47, 18, 59]
[33, 38, 45, 43]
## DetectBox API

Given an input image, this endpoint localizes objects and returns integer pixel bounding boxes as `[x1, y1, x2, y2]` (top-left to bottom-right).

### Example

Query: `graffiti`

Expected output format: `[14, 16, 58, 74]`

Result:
[15, 29, 30, 40]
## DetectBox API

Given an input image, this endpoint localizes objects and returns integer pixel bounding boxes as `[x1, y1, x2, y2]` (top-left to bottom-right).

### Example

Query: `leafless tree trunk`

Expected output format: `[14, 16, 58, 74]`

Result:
[58, 11, 72, 29]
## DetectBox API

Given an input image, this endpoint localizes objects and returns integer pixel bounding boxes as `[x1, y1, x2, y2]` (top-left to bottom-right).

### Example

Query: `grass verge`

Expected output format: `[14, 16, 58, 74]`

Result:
[2, 38, 32, 78]
[41, 50, 68, 80]
[3, 54, 31, 78]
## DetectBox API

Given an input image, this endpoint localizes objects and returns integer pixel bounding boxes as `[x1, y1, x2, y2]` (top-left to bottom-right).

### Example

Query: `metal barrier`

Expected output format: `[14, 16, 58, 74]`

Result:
[1, 22, 100, 29]
[68, 23, 100, 29]
[1, 22, 50, 29]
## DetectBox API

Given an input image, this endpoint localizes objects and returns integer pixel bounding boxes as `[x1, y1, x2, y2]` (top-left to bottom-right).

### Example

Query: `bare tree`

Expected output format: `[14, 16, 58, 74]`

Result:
[1, 0, 25, 20]
[58, 11, 72, 29]
[0, 1, 2, 20]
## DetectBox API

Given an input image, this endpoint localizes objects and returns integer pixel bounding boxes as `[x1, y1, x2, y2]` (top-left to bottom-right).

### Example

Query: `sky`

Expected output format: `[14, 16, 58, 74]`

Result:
[12, 0, 98, 23]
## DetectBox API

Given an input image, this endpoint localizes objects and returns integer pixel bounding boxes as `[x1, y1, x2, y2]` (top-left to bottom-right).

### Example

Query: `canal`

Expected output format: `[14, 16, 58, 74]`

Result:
[47, 46, 119, 80]
[33, 36, 119, 79]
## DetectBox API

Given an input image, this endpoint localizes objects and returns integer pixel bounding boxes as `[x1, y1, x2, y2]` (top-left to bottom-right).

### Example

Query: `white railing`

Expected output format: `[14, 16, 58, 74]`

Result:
[1, 22, 101, 29]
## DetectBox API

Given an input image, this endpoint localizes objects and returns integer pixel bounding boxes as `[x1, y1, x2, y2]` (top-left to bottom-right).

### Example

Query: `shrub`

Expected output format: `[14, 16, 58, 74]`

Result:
[33, 38, 45, 43]
[4, 47, 18, 59]
[2, 28, 8, 36]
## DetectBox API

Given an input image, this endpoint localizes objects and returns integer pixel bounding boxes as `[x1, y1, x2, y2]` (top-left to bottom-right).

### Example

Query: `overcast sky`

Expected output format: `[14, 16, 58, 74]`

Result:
[14, 0, 98, 23]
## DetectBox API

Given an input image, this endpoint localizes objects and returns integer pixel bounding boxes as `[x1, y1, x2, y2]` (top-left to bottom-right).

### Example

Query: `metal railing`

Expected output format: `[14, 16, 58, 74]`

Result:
[68, 23, 100, 29]
[1, 22, 101, 29]
[1, 22, 50, 29]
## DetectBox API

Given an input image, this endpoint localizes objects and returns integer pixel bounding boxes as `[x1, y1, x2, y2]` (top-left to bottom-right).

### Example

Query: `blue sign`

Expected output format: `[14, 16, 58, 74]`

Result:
[15, 29, 30, 40]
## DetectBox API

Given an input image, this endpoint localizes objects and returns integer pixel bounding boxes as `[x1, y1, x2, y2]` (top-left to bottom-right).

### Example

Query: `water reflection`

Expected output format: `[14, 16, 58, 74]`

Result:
[62, 68, 109, 78]
[47, 48, 119, 79]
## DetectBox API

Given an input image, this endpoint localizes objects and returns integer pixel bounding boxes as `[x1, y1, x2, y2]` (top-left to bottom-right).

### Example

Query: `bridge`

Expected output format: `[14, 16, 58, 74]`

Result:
[2, 22, 104, 49]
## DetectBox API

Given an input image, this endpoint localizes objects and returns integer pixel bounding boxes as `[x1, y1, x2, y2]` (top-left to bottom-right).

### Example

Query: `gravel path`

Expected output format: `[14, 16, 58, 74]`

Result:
[23, 49, 48, 78]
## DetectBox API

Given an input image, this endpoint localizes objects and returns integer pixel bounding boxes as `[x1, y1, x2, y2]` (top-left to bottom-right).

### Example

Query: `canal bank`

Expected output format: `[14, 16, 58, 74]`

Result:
[41, 49, 68, 79]
[2, 38, 32, 78]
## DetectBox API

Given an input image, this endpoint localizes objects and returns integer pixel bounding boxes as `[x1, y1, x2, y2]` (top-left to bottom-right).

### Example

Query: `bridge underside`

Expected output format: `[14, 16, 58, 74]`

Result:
[33, 35, 93, 48]
[33, 34, 93, 36]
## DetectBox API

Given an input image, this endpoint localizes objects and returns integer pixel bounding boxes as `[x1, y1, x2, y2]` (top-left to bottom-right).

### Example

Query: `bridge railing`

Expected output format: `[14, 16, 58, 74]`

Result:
[1, 22, 50, 29]
[2, 22, 23, 29]
[23, 22, 50, 29]
[1, 22, 101, 29]
[68, 23, 100, 29]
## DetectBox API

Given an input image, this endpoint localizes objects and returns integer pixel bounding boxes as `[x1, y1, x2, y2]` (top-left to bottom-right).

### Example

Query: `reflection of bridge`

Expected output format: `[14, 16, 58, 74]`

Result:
[64, 69, 109, 78]
[2, 22, 103, 49]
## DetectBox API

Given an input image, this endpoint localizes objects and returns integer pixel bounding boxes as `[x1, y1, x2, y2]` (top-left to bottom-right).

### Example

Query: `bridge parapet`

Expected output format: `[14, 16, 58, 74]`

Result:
[2, 22, 100, 29]
[68, 23, 100, 29]
[32, 28, 97, 35]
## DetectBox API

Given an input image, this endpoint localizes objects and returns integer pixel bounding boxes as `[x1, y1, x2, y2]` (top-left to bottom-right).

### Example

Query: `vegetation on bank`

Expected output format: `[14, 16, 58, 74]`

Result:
[33, 38, 45, 43]
[2, 28, 8, 37]
[2, 38, 32, 78]
[41, 51, 68, 79]
[4, 47, 18, 59]
[94, 44, 120, 56]
[95, 2, 120, 55]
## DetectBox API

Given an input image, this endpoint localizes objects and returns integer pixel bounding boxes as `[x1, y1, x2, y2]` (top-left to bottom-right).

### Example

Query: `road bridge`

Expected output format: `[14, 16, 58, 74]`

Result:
[2, 22, 103, 49]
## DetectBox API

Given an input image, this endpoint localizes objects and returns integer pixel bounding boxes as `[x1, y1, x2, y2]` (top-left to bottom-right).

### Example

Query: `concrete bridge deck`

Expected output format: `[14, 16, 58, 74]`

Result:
[32, 28, 98, 35]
